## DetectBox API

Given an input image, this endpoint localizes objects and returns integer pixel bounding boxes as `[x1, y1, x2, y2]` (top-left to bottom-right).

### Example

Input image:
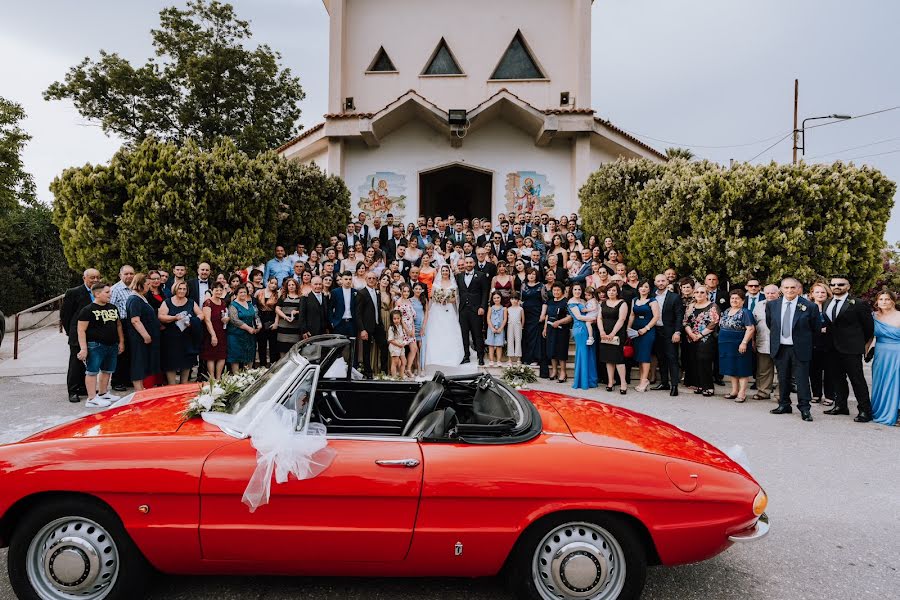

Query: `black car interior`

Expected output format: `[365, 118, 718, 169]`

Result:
[314, 371, 541, 444]
[292, 335, 541, 443]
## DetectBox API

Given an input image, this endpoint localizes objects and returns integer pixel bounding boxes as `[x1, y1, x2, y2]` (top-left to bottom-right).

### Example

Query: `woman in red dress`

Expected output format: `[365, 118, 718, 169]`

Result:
[201, 282, 229, 380]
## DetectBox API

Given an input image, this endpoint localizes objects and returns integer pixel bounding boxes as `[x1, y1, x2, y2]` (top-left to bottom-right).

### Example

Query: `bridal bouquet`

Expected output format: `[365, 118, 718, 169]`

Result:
[183, 368, 267, 419]
[501, 364, 538, 389]
[432, 287, 457, 305]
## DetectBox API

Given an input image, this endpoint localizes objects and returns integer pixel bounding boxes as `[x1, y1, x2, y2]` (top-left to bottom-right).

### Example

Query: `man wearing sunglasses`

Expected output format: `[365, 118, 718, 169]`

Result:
[822, 275, 875, 422]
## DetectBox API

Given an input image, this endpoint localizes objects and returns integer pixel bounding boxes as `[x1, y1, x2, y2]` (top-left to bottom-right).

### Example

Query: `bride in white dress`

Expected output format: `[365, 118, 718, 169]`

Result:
[422, 264, 466, 366]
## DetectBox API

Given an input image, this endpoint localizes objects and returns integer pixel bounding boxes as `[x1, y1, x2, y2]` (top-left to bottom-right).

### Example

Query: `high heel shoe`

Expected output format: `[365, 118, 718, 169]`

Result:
[619, 388, 627, 395]
[606, 386, 613, 392]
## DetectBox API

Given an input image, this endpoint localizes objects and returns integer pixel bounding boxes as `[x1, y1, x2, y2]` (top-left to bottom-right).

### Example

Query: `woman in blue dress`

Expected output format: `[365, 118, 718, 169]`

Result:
[568, 283, 598, 390]
[411, 282, 427, 372]
[870, 290, 900, 426]
[627, 280, 659, 392]
[717, 289, 756, 403]
[226, 286, 259, 371]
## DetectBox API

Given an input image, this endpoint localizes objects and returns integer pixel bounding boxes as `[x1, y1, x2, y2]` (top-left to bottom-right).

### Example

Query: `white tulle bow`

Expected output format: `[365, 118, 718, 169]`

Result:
[241, 404, 336, 511]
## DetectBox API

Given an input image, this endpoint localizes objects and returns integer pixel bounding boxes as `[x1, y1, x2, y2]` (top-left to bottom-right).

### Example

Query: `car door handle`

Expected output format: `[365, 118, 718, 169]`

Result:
[375, 459, 420, 468]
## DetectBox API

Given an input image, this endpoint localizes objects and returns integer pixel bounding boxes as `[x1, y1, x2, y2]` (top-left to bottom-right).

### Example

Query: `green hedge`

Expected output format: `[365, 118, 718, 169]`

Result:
[51, 137, 351, 278]
[579, 158, 896, 290]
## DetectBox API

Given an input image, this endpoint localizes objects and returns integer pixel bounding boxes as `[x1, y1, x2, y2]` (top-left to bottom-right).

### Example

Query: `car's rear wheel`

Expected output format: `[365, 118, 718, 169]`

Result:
[508, 513, 647, 600]
[7, 496, 152, 600]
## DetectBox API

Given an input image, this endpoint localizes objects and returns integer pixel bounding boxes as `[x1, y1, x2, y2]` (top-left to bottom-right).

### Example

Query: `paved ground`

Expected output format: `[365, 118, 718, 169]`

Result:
[0, 330, 897, 599]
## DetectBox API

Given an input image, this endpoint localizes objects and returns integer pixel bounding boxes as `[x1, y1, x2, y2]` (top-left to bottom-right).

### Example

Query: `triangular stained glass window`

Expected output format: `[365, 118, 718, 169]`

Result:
[368, 47, 396, 72]
[491, 31, 545, 80]
[422, 38, 463, 75]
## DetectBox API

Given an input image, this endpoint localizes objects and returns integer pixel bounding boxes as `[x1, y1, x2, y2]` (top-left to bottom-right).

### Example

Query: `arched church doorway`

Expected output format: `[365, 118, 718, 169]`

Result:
[419, 164, 492, 220]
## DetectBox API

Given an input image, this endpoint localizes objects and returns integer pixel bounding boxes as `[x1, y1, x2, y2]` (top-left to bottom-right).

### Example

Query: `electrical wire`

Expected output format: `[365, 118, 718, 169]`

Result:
[745, 131, 794, 162]
[837, 147, 900, 162]
[806, 135, 900, 160]
[618, 128, 793, 149]
[805, 105, 900, 130]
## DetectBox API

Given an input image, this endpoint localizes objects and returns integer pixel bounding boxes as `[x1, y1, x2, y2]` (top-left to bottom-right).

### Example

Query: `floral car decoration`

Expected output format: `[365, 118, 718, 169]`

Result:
[183, 368, 266, 419]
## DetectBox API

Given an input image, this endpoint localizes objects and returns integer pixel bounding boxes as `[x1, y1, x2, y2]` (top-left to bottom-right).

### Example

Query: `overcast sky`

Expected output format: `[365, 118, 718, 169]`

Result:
[1, 0, 897, 241]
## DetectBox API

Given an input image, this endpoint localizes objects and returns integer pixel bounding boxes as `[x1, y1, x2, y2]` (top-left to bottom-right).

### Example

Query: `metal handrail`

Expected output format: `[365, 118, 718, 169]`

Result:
[13, 293, 65, 360]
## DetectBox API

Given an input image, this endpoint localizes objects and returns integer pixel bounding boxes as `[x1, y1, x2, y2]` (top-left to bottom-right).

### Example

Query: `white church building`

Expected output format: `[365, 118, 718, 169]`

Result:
[278, 0, 665, 222]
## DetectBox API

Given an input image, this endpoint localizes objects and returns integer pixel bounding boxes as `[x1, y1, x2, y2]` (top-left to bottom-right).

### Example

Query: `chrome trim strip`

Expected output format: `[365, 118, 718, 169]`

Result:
[728, 513, 770, 543]
[326, 434, 418, 442]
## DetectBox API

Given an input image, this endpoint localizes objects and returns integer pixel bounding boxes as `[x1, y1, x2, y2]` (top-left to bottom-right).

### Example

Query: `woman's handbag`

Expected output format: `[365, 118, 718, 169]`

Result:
[623, 336, 635, 359]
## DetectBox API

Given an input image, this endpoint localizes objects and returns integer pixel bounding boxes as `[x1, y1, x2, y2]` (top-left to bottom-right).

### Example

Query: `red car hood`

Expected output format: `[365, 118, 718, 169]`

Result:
[22, 384, 199, 442]
[534, 390, 749, 476]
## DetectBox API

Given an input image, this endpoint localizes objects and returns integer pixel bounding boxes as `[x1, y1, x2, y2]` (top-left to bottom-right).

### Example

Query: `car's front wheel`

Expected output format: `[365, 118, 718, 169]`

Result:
[7, 496, 152, 600]
[508, 513, 647, 600]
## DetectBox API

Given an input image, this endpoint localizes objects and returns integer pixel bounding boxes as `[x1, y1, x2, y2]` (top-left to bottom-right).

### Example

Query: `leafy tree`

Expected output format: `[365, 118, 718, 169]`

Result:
[580, 158, 896, 290]
[578, 158, 665, 256]
[272, 158, 353, 249]
[0, 97, 35, 212]
[665, 147, 695, 160]
[51, 138, 351, 277]
[0, 98, 75, 313]
[44, 0, 304, 155]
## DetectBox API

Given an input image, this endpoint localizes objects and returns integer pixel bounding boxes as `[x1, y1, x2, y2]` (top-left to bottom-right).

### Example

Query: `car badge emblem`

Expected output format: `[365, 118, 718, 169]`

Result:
[454, 542, 463, 556]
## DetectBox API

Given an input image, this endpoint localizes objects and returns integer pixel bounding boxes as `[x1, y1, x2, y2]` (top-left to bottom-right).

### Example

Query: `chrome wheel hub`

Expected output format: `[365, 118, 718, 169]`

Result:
[532, 522, 626, 600]
[26, 517, 119, 599]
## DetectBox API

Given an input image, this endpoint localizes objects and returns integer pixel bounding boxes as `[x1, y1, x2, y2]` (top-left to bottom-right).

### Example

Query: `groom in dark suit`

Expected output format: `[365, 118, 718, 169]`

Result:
[456, 256, 490, 366]
[766, 277, 819, 421]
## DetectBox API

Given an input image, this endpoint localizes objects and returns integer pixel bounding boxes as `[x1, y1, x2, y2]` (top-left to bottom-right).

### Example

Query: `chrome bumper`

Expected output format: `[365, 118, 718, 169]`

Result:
[728, 513, 770, 543]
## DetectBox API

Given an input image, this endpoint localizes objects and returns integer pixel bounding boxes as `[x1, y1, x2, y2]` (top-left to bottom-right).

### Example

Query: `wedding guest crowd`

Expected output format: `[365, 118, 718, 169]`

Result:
[62, 208, 897, 427]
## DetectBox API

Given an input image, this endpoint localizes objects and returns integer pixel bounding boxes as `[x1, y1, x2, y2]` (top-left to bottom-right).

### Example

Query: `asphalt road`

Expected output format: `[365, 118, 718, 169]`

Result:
[0, 371, 898, 600]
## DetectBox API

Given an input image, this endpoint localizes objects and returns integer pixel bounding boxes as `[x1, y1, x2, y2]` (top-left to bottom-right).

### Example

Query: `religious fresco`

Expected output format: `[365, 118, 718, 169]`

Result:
[505, 171, 555, 214]
[358, 172, 407, 221]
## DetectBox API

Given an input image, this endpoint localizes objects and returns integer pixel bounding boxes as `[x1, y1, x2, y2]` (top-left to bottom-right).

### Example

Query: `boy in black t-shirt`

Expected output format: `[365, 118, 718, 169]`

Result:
[77, 282, 124, 408]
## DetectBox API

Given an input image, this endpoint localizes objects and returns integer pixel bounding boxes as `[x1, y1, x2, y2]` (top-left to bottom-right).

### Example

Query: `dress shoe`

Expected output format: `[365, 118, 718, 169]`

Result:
[800, 411, 813, 422]
[68, 394, 81, 403]
[650, 383, 668, 391]
[750, 382, 758, 390]
[112, 384, 127, 392]
[478, 358, 485, 366]
[714, 379, 725, 386]
[460, 358, 470, 365]
[669, 385, 679, 397]
[823, 406, 850, 416]
[854, 412, 872, 423]
[770, 406, 792, 415]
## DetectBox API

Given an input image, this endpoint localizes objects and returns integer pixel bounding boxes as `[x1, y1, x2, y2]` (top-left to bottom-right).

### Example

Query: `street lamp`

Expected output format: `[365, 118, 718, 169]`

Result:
[794, 114, 852, 162]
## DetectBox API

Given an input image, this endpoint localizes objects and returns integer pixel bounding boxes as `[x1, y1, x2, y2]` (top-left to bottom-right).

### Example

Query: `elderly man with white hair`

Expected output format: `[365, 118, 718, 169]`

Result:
[751, 284, 780, 400]
[61, 268, 101, 403]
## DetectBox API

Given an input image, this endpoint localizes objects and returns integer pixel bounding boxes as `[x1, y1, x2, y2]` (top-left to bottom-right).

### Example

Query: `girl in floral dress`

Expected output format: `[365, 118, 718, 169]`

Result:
[395, 283, 419, 378]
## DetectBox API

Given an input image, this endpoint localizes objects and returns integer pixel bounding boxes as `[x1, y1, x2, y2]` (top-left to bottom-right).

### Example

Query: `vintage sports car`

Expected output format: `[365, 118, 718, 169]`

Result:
[0, 335, 768, 600]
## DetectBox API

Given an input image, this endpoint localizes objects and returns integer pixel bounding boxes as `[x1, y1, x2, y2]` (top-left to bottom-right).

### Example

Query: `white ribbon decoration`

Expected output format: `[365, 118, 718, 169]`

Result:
[240, 404, 336, 512]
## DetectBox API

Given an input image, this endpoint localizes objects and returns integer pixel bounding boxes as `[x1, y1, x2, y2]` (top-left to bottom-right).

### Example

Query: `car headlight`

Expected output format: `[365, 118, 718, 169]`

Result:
[753, 488, 768, 516]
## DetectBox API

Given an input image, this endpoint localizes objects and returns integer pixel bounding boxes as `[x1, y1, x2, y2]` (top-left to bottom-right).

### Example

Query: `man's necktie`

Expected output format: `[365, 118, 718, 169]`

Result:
[782, 301, 792, 336]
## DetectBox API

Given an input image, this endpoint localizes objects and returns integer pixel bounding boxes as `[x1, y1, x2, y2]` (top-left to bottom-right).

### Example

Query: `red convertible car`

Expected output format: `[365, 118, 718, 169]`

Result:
[0, 335, 768, 600]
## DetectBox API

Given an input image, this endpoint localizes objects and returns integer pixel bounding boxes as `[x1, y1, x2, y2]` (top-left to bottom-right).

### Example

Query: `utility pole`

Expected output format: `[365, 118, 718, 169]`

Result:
[792, 79, 799, 164]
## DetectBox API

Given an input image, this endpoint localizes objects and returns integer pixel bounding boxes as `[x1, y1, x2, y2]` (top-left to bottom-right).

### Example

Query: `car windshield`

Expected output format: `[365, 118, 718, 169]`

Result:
[230, 350, 308, 415]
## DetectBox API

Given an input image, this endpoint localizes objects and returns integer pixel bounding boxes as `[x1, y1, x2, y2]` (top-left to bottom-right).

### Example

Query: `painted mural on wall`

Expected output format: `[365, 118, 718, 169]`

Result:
[505, 171, 555, 214]
[358, 172, 407, 221]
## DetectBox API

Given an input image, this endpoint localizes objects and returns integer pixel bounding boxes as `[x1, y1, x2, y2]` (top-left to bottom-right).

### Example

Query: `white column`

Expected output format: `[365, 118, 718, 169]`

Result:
[327, 0, 346, 114]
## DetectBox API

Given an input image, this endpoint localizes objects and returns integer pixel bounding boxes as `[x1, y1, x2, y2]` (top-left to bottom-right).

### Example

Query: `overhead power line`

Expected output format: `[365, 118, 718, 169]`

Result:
[746, 132, 794, 162]
[806, 135, 900, 160]
[620, 128, 793, 150]
[806, 105, 900, 130]
[839, 147, 900, 162]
